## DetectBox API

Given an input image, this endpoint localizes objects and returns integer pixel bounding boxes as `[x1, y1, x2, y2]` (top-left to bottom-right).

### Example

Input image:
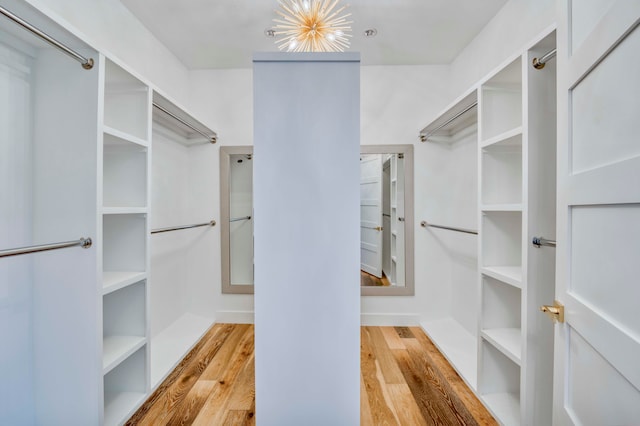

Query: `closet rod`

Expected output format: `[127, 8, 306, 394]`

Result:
[151, 220, 216, 234]
[153, 103, 217, 144]
[420, 221, 477, 235]
[0, 6, 94, 70]
[0, 237, 92, 258]
[230, 215, 251, 223]
[532, 236, 556, 247]
[532, 48, 557, 70]
[420, 102, 477, 142]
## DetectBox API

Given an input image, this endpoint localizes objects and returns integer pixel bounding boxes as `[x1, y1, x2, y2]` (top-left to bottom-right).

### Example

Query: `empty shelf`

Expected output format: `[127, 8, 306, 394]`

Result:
[104, 391, 146, 426]
[104, 125, 148, 148]
[482, 392, 521, 426]
[103, 335, 146, 374]
[481, 328, 522, 365]
[103, 271, 146, 294]
[481, 266, 522, 288]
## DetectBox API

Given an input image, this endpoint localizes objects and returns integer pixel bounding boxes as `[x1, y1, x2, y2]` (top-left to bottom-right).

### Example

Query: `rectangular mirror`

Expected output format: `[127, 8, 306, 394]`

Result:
[220, 144, 413, 296]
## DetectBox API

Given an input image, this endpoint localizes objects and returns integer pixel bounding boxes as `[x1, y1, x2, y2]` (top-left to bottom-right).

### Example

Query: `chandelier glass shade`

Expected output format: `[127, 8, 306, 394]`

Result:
[273, 0, 352, 52]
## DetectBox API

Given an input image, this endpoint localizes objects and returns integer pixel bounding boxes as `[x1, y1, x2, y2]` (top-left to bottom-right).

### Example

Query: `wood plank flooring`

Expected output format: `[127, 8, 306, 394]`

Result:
[127, 324, 496, 425]
[361, 270, 391, 287]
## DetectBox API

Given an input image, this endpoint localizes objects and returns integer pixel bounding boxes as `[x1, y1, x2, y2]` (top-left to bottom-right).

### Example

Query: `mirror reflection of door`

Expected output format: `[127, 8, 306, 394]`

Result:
[360, 153, 405, 288]
[230, 153, 253, 285]
[222, 144, 413, 295]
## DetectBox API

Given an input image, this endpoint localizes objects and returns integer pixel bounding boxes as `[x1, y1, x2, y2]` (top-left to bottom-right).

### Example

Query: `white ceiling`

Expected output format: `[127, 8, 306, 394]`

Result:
[120, 0, 508, 69]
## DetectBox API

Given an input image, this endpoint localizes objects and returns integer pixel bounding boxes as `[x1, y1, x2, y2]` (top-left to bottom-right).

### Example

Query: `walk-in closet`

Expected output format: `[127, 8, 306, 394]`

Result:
[1, 0, 638, 424]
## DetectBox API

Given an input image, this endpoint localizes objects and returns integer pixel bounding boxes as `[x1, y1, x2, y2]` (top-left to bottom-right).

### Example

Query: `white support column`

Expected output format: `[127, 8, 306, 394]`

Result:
[253, 52, 361, 425]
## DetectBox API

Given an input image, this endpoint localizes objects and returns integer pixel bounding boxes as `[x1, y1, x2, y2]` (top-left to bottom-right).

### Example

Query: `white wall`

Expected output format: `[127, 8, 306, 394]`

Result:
[188, 65, 467, 324]
[150, 126, 191, 337]
[23, 0, 190, 105]
[0, 40, 34, 424]
[448, 0, 556, 97]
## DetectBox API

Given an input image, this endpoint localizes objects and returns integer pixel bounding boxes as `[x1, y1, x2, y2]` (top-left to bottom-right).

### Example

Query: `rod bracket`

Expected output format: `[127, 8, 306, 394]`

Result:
[80, 237, 92, 248]
[82, 58, 94, 70]
[532, 57, 545, 69]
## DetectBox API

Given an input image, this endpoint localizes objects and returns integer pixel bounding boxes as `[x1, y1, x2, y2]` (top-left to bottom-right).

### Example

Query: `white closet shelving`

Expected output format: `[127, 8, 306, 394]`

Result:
[419, 29, 557, 426]
[419, 89, 479, 390]
[477, 30, 557, 426]
[149, 92, 217, 389]
[100, 58, 151, 426]
[2, 3, 221, 424]
[1, 3, 152, 425]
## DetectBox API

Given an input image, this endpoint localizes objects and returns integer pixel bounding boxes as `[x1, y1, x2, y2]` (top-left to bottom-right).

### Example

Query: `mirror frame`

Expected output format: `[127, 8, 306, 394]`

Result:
[360, 144, 414, 296]
[220, 144, 414, 296]
[220, 145, 254, 294]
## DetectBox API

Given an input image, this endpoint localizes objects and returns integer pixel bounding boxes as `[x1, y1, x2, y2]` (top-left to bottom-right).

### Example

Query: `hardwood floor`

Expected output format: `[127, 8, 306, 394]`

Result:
[128, 324, 495, 425]
[361, 270, 391, 287]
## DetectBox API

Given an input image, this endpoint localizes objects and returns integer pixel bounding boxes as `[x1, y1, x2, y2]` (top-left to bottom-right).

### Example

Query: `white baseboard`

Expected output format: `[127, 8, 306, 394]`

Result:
[214, 311, 420, 326]
[215, 311, 254, 324]
[360, 313, 421, 326]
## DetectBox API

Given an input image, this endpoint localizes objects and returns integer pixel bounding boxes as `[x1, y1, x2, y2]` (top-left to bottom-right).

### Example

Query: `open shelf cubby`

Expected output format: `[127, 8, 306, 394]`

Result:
[481, 275, 522, 364]
[103, 345, 147, 426]
[103, 280, 146, 373]
[103, 142, 148, 209]
[481, 58, 522, 141]
[104, 60, 148, 141]
[481, 134, 522, 206]
[480, 340, 521, 426]
[103, 214, 146, 278]
[481, 211, 522, 274]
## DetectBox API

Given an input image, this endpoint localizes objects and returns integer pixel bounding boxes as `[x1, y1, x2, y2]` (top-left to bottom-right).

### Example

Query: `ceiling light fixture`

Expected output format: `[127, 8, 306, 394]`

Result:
[273, 0, 352, 52]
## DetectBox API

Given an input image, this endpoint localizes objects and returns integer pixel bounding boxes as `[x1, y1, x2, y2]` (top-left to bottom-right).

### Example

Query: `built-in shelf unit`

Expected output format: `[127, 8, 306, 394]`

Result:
[420, 28, 557, 426]
[101, 58, 151, 426]
[477, 30, 557, 426]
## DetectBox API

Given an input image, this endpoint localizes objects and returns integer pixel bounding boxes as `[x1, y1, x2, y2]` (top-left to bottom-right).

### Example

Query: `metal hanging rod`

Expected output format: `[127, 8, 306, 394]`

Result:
[421, 221, 477, 235]
[230, 215, 252, 223]
[532, 48, 557, 70]
[532, 236, 556, 247]
[151, 220, 216, 234]
[0, 237, 92, 258]
[0, 6, 94, 70]
[420, 102, 477, 142]
[153, 103, 217, 144]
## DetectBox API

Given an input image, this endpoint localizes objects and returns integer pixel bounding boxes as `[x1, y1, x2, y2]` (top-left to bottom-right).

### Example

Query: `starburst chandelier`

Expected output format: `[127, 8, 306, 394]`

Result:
[273, 0, 352, 52]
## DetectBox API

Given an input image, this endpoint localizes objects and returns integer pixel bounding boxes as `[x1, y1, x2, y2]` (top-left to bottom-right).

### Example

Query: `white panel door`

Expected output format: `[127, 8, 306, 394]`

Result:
[554, 2, 640, 424]
[360, 154, 383, 277]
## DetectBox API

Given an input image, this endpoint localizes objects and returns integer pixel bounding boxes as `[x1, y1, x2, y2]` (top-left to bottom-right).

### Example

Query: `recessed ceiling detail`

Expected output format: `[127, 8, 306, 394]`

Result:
[120, 0, 508, 69]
